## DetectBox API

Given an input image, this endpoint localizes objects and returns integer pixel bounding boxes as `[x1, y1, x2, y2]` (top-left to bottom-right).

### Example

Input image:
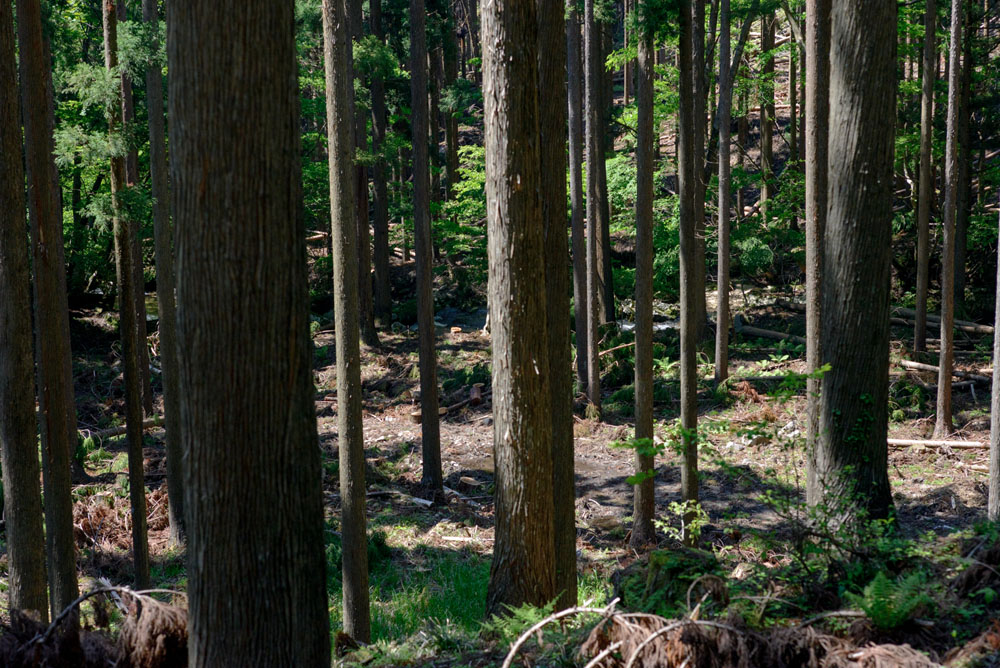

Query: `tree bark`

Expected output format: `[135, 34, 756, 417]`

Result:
[715, 0, 733, 385]
[584, 0, 603, 413]
[411, 0, 443, 489]
[17, 0, 80, 618]
[444, 21, 460, 202]
[990, 203, 1000, 521]
[935, 0, 963, 438]
[631, 11, 656, 549]
[954, 0, 972, 316]
[0, 0, 48, 621]
[537, 0, 576, 609]
[169, 0, 332, 662]
[915, 0, 936, 354]
[483, 0, 556, 615]
[814, 0, 895, 522]
[568, 8, 588, 388]
[759, 13, 774, 221]
[692, 0, 708, 338]
[678, 0, 700, 545]
[142, 0, 184, 544]
[371, 0, 392, 326]
[104, 0, 150, 591]
[804, 0, 830, 507]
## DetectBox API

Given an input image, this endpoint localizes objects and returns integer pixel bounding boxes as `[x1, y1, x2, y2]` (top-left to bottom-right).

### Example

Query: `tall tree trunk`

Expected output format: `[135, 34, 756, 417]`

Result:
[169, 0, 332, 662]
[584, 0, 603, 413]
[17, 0, 80, 618]
[483, 0, 556, 616]
[935, 0, 963, 438]
[371, 0, 392, 326]
[411, 0, 443, 489]
[989, 203, 1000, 521]
[915, 0, 936, 353]
[0, 0, 48, 620]
[954, 0, 972, 316]
[814, 0, 895, 523]
[568, 8, 588, 388]
[444, 18, 460, 203]
[537, 0, 575, 610]
[117, 0, 154, 417]
[715, 0, 733, 385]
[692, 0, 708, 338]
[678, 0, 699, 545]
[323, 0, 371, 641]
[104, 0, 150, 590]
[631, 12, 656, 549]
[804, 0, 830, 507]
[143, 0, 184, 545]
[759, 13, 774, 221]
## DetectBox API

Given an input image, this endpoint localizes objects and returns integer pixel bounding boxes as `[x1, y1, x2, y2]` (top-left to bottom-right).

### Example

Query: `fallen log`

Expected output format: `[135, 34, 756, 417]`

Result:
[84, 416, 163, 441]
[599, 340, 636, 357]
[898, 359, 991, 383]
[733, 314, 806, 345]
[888, 438, 987, 449]
[892, 307, 993, 334]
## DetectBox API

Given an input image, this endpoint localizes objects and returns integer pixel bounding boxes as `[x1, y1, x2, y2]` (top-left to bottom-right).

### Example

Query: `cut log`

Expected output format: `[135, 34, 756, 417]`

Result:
[733, 314, 806, 345]
[888, 438, 987, 449]
[898, 359, 991, 383]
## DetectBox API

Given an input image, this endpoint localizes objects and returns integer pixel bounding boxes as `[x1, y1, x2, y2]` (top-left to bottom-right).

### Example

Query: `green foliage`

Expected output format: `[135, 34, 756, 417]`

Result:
[846, 571, 930, 630]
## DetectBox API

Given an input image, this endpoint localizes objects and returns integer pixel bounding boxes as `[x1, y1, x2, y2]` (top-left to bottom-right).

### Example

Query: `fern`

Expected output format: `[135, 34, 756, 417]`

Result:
[847, 571, 930, 630]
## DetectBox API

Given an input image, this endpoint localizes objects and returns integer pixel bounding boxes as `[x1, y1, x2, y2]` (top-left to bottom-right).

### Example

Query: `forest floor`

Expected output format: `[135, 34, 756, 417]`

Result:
[29, 279, 1000, 667]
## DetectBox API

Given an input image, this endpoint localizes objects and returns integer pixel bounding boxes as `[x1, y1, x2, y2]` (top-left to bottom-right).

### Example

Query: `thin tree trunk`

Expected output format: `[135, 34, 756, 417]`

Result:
[537, 0, 575, 608]
[989, 202, 1000, 521]
[631, 15, 656, 549]
[814, 0, 895, 523]
[678, 0, 699, 545]
[411, 0, 443, 489]
[371, 0, 392, 326]
[0, 0, 48, 620]
[483, 0, 556, 616]
[568, 8, 588, 388]
[444, 18, 460, 202]
[715, 0, 733, 385]
[954, 0, 972, 316]
[142, 0, 183, 545]
[760, 14, 774, 221]
[915, 0, 936, 353]
[585, 0, 603, 413]
[104, 0, 150, 590]
[170, 0, 333, 661]
[17, 0, 80, 618]
[935, 0, 963, 438]
[804, 0, 830, 507]
[692, 0, 708, 338]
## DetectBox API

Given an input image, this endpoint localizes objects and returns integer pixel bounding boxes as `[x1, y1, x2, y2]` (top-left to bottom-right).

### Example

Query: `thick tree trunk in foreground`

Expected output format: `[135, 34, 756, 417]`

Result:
[935, 0, 963, 438]
[537, 0, 576, 609]
[104, 0, 150, 590]
[568, 9, 588, 388]
[715, 0, 733, 385]
[678, 0, 699, 544]
[584, 0, 602, 413]
[323, 0, 371, 641]
[0, 0, 48, 620]
[484, 0, 556, 616]
[371, 0, 392, 326]
[17, 0, 80, 618]
[814, 0, 895, 523]
[169, 0, 331, 663]
[411, 0, 443, 489]
[915, 0, 936, 354]
[143, 0, 184, 544]
[631, 16, 656, 549]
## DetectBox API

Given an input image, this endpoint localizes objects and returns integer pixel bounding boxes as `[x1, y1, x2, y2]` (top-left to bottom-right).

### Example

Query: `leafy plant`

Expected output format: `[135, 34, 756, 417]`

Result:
[846, 571, 930, 630]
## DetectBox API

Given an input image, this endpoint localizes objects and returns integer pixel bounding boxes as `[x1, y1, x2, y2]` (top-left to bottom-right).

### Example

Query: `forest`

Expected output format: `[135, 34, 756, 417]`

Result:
[1, 0, 1000, 665]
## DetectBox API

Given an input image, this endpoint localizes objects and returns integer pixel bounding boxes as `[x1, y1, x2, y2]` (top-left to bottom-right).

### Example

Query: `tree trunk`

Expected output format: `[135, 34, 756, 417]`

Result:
[483, 0, 556, 615]
[759, 14, 774, 221]
[169, 0, 332, 662]
[104, 0, 150, 591]
[935, 0, 963, 438]
[0, 0, 48, 620]
[411, 0, 443, 489]
[915, 0, 936, 353]
[678, 0, 699, 545]
[954, 0, 972, 316]
[631, 15, 656, 549]
[444, 21, 460, 202]
[814, 0, 895, 523]
[17, 0, 80, 618]
[715, 0, 733, 385]
[568, 8, 588, 389]
[117, 0, 154, 417]
[537, 0, 576, 610]
[371, 0, 392, 327]
[584, 0, 603, 412]
[142, 0, 184, 545]
[989, 203, 1000, 521]
[692, 0, 708, 338]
